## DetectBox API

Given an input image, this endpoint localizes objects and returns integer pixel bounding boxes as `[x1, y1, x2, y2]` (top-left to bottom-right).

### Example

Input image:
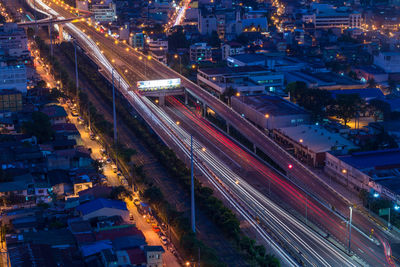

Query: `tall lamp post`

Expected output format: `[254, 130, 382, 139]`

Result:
[174, 54, 182, 74]
[190, 135, 195, 234]
[265, 113, 270, 132]
[74, 40, 79, 103]
[348, 206, 353, 253]
[111, 69, 117, 144]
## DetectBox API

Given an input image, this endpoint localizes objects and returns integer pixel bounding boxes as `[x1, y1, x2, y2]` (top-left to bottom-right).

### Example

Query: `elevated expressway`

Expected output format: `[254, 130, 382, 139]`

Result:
[29, 0, 398, 266]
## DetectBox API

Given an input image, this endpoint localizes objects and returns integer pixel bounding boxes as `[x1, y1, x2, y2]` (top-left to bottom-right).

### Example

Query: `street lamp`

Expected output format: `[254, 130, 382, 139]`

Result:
[144, 55, 152, 77]
[342, 169, 349, 187]
[265, 113, 270, 130]
[174, 54, 182, 74]
[348, 206, 353, 253]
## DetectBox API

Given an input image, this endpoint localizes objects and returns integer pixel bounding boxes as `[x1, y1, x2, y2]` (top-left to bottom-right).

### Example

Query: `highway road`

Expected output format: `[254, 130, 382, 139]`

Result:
[27, 1, 398, 266]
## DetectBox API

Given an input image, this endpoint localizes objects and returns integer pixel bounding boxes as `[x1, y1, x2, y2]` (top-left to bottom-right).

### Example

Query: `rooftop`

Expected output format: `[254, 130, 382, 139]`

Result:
[239, 95, 308, 116]
[337, 148, 400, 170]
[41, 105, 67, 119]
[143, 245, 165, 253]
[199, 65, 268, 76]
[277, 124, 357, 153]
[330, 88, 384, 101]
[112, 235, 146, 250]
[76, 198, 128, 216]
[126, 247, 147, 265]
[95, 225, 144, 242]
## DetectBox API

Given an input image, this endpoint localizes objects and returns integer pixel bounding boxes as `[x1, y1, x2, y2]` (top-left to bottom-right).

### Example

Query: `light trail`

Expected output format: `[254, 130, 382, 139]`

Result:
[28, 1, 394, 266]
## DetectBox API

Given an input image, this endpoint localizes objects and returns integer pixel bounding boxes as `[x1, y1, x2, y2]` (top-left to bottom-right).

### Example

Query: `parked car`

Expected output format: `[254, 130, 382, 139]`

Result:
[133, 198, 140, 206]
[106, 158, 112, 164]
[160, 235, 168, 245]
[71, 110, 79, 117]
[111, 164, 118, 173]
[129, 213, 134, 221]
[152, 225, 160, 233]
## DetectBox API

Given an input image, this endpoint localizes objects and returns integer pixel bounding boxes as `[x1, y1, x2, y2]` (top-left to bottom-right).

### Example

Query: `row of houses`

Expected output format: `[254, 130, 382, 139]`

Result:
[4, 189, 164, 267]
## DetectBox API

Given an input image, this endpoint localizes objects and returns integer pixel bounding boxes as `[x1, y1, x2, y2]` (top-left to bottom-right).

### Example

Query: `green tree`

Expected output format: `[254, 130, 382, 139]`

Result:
[22, 112, 54, 143]
[168, 27, 189, 50]
[369, 99, 391, 121]
[286, 82, 333, 119]
[208, 30, 221, 47]
[332, 94, 363, 125]
[143, 186, 163, 205]
[110, 186, 132, 200]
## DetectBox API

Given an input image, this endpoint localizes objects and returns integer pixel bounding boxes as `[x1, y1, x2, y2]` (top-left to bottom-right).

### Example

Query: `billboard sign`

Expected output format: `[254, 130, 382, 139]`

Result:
[137, 78, 181, 91]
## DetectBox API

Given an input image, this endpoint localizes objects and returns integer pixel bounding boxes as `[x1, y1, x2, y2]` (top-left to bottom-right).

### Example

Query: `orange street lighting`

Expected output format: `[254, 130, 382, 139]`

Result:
[265, 114, 269, 118]
[147, 55, 152, 60]
[236, 92, 240, 97]
[342, 169, 347, 174]
[176, 121, 180, 125]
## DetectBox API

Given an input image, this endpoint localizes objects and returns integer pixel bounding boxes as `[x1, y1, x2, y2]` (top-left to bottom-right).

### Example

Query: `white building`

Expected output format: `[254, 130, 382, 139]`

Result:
[274, 124, 357, 167]
[231, 95, 310, 130]
[302, 11, 361, 29]
[0, 23, 29, 58]
[75, 0, 89, 11]
[147, 37, 168, 53]
[221, 41, 245, 60]
[0, 63, 27, 93]
[374, 52, 400, 73]
[198, 10, 217, 35]
[91, 1, 116, 22]
[190, 43, 212, 62]
[197, 65, 284, 95]
[325, 149, 400, 201]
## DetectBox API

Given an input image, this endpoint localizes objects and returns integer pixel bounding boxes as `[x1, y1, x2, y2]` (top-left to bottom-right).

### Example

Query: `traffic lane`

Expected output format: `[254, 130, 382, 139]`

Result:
[31, 3, 294, 266]
[73, 29, 390, 266]
[164, 98, 360, 266]
[164, 97, 388, 266]
[36, 5, 394, 264]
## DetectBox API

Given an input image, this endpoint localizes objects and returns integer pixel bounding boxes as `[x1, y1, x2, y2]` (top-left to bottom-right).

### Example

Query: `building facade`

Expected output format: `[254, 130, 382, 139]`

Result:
[0, 23, 29, 58]
[190, 43, 212, 62]
[0, 63, 27, 93]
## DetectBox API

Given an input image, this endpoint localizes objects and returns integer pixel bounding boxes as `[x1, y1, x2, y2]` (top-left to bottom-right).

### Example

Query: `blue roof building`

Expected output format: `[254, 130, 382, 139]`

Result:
[325, 149, 400, 200]
[76, 198, 129, 221]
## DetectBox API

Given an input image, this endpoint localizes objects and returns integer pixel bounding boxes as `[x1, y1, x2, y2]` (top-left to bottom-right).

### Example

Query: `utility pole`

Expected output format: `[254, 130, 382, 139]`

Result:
[348, 206, 352, 253]
[190, 135, 195, 233]
[74, 40, 79, 102]
[34, 0, 37, 36]
[49, 22, 53, 58]
[112, 69, 117, 144]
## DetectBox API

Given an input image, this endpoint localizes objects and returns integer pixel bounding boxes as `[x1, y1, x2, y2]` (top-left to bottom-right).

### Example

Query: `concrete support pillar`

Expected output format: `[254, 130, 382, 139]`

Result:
[203, 103, 207, 117]
[184, 91, 188, 105]
[253, 143, 257, 153]
[226, 122, 230, 135]
[58, 24, 64, 43]
[159, 95, 165, 106]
